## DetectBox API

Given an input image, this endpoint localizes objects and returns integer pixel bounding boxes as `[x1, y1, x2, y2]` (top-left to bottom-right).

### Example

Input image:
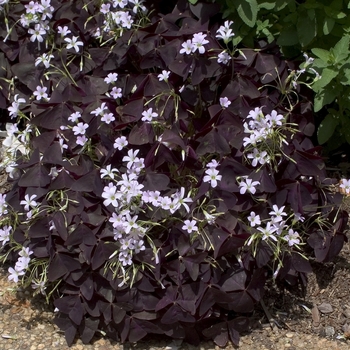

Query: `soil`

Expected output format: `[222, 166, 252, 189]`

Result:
[0, 149, 350, 349]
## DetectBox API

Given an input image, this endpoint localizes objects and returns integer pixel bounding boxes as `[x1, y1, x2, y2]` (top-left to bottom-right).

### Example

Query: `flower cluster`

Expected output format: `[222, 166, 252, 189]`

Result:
[243, 108, 291, 169]
[99, 0, 147, 37]
[18, 0, 54, 43]
[1, 123, 32, 179]
[180, 32, 210, 55]
[8, 95, 26, 119]
[8, 247, 33, 283]
[215, 20, 235, 43]
[246, 205, 303, 260]
[203, 159, 222, 188]
[100, 146, 194, 269]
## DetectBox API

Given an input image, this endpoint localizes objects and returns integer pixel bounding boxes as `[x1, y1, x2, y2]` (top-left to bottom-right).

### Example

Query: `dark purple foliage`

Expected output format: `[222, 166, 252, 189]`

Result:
[0, 0, 347, 348]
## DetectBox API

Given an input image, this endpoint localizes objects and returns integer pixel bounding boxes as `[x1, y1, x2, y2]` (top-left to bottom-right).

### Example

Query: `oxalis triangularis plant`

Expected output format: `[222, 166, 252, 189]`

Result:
[0, 0, 348, 347]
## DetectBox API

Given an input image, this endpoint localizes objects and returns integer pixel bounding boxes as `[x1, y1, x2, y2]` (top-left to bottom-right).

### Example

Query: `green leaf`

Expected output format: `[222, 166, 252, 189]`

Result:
[332, 35, 350, 62]
[312, 68, 338, 91]
[311, 48, 330, 62]
[277, 26, 299, 46]
[314, 88, 337, 112]
[317, 114, 339, 144]
[275, 0, 290, 10]
[324, 5, 346, 19]
[297, 11, 316, 47]
[323, 17, 335, 35]
[258, 1, 275, 10]
[340, 67, 350, 85]
[188, 0, 198, 3]
[235, 0, 258, 27]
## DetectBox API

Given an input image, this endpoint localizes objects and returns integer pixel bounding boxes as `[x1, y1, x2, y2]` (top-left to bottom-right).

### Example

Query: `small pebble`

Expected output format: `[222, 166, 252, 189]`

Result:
[324, 326, 335, 337]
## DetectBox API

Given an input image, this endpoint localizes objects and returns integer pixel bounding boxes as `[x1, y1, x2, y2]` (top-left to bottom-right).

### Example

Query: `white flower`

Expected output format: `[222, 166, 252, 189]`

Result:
[68, 111, 81, 123]
[157, 70, 170, 82]
[206, 159, 219, 169]
[216, 20, 234, 43]
[122, 149, 139, 168]
[100, 3, 110, 14]
[104, 73, 118, 84]
[148, 190, 161, 206]
[339, 179, 350, 194]
[294, 212, 305, 222]
[182, 219, 198, 234]
[57, 25, 71, 36]
[19, 246, 33, 258]
[90, 102, 108, 116]
[180, 39, 194, 55]
[20, 194, 38, 211]
[203, 168, 222, 188]
[72, 122, 89, 135]
[217, 51, 231, 65]
[247, 212, 261, 227]
[15, 256, 30, 271]
[191, 32, 209, 54]
[265, 110, 284, 127]
[121, 13, 134, 29]
[239, 178, 260, 195]
[247, 148, 268, 167]
[109, 86, 122, 99]
[219, 97, 231, 108]
[100, 164, 119, 180]
[141, 108, 158, 122]
[269, 205, 287, 223]
[28, 24, 46, 42]
[40, 1, 54, 21]
[25, 0, 40, 14]
[35, 53, 54, 68]
[216, 28, 234, 42]
[243, 133, 260, 147]
[123, 214, 139, 234]
[134, 239, 145, 253]
[285, 229, 300, 247]
[159, 196, 172, 211]
[0, 225, 11, 246]
[64, 36, 84, 53]
[172, 187, 192, 213]
[76, 135, 88, 146]
[119, 251, 132, 266]
[247, 107, 263, 121]
[101, 112, 115, 124]
[0, 194, 8, 216]
[33, 86, 48, 100]
[257, 222, 278, 241]
[129, 0, 146, 13]
[31, 280, 46, 295]
[112, 0, 128, 8]
[113, 136, 128, 150]
[303, 53, 314, 67]
[102, 183, 120, 207]
[8, 267, 25, 283]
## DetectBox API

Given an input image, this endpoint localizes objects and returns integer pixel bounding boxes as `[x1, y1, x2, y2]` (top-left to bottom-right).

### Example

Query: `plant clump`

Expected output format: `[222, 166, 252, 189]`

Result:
[0, 0, 348, 347]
